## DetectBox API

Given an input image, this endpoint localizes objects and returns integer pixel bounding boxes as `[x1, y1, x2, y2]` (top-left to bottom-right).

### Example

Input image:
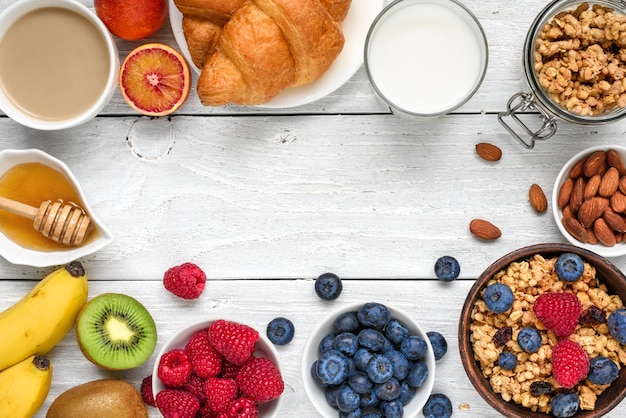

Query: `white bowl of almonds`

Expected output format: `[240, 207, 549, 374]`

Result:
[552, 145, 626, 257]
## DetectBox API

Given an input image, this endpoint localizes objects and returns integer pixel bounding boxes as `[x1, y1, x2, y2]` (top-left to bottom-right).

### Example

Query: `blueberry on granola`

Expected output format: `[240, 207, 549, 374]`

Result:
[550, 392, 579, 418]
[588, 356, 619, 385]
[608, 308, 626, 344]
[483, 283, 514, 313]
[498, 352, 517, 370]
[555, 253, 584, 282]
[434, 256, 460, 282]
[517, 326, 542, 353]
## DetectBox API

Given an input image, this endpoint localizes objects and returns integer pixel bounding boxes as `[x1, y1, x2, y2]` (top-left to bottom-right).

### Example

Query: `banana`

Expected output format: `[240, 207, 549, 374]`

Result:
[0, 354, 52, 418]
[0, 261, 88, 372]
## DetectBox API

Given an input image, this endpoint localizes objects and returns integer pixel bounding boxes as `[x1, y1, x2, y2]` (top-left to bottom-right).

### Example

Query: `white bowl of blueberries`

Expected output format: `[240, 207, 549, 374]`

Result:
[302, 300, 448, 417]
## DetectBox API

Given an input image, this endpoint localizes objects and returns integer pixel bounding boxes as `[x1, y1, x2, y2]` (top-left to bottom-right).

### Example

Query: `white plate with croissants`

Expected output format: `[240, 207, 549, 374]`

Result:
[169, 0, 384, 108]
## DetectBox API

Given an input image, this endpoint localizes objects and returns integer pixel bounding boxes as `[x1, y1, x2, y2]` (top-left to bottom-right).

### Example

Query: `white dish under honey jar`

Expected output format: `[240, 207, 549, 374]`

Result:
[0, 149, 112, 267]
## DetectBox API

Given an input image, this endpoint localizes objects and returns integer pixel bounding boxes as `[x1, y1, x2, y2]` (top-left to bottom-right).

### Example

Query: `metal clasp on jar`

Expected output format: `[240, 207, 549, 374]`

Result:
[498, 92, 558, 149]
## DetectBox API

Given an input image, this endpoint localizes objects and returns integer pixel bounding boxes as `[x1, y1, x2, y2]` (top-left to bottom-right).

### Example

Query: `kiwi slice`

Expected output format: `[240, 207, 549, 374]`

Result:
[76, 293, 157, 370]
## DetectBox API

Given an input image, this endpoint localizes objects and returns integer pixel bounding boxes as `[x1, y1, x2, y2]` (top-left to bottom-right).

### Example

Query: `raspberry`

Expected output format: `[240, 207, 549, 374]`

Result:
[224, 397, 259, 418]
[220, 361, 241, 380]
[140, 375, 155, 407]
[533, 292, 582, 337]
[204, 377, 239, 413]
[208, 320, 259, 366]
[183, 373, 207, 404]
[155, 389, 200, 418]
[163, 262, 207, 299]
[158, 348, 193, 387]
[552, 339, 589, 389]
[185, 329, 223, 378]
[237, 357, 284, 403]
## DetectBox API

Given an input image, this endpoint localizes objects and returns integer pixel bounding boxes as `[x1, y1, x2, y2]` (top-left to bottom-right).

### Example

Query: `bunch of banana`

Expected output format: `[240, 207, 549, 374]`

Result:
[0, 355, 52, 418]
[0, 261, 88, 372]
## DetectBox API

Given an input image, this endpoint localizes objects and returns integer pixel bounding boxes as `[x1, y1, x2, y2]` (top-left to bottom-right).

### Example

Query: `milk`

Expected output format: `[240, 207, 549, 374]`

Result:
[367, 1, 486, 115]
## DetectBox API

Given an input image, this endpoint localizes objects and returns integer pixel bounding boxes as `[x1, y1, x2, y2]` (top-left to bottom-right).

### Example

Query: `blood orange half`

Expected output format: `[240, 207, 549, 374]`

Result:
[119, 43, 190, 116]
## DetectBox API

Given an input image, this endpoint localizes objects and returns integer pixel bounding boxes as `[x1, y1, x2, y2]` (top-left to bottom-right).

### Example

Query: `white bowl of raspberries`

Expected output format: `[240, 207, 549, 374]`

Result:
[150, 319, 284, 417]
[302, 302, 438, 417]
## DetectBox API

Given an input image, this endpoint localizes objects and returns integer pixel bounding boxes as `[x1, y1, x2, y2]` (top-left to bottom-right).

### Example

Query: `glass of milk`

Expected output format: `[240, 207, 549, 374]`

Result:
[364, 0, 488, 118]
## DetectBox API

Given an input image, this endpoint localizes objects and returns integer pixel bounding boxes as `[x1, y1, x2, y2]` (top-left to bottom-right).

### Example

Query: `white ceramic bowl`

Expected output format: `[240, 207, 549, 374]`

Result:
[152, 319, 283, 417]
[302, 302, 436, 417]
[0, 0, 119, 130]
[0, 149, 112, 266]
[552, 145, 626, 258]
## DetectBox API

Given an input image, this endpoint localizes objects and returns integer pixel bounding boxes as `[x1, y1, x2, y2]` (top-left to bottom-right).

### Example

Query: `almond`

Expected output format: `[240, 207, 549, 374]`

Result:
[599, 167, 619, 197]
[607, 149, 626, 175]
[562, 205, 575, 219]
[570, 177, 586, 213]
[610, 191, 626, 213]
[587, 227, 599, 245]
[584, 174, 601, 200]
[562, 216, 589, 243]
[569, 157, 586, 179]
[620, 176, 626, 194]
[475, 142, 502, 162]
[529, 184, 548, 213]
[578, 196, 609, 228]
[469, 219, 501, 240]
[583, 150, 607, 177]
[558, 178, 574, 208]
[593, 218, 616, 247]
[604, 208, 626, 232]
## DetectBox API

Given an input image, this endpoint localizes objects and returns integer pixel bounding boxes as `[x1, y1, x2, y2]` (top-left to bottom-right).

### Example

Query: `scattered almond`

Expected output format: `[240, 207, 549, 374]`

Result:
[469, 219, 501, 240]
[529, 184, 548, 213]
[475, 143, 502, 162]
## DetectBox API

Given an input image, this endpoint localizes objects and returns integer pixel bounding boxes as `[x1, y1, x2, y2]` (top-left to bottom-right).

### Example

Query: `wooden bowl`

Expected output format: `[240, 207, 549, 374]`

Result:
[458, 243, 626, 417]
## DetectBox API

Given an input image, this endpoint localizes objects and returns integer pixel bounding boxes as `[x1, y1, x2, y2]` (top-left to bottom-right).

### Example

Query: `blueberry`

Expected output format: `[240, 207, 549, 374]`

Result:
[340, 409, 363, 418]
[587, 356, 619, 385]
[380, 399, 403, 418]
[483, 283, 514, 313]
[400, 335, 428, 361]
[427, 331, 448, 361]
[406, 360, 429, 388]
[354, 348, 374, 371]
[336, 385, 361, 412]
[517, 326, 542, 353]
[316, 350, 350, 385]
[334, 311, 360, 333]
[266, 317, 294, 345]
[325, 384, 340, 407]
[348, 372, 373, 394]
[334, 332, 359, 356]
[498, 352, 517, 370]
[398, 380, 416, 405]
[365, 354, 393, 384]
[311, 361, 327, 387]
[357, 302, 391, 330]
[358, 328, 387, 352]
[550, 392, 579, 418]
[383, 350, 409, 380]
[384, 319, 409, 345]
[608, 308, 626, 344]
[555, 253, 584, 283]
[374, 377, 401, 401]
[434, 255, 460, 281]
[315, 272, 342, 300]
[362, 413, 382, 418]
[423, 393, 452, 418]
[319, 333, 336, 355]
[359, 390, 379, 409]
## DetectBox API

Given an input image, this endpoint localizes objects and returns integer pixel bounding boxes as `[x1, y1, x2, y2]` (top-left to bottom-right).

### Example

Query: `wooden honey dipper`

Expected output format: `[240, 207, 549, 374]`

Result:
[0, 196, 92, 246]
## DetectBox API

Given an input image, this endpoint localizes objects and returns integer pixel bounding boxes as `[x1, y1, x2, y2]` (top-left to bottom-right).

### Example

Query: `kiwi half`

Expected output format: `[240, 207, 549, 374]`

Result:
[76, 293, 157, 370]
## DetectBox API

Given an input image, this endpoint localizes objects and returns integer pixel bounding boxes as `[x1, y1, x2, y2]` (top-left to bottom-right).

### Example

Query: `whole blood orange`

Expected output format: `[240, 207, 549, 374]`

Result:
[119, 43, 191, 116]
[95, 0, 167, 41]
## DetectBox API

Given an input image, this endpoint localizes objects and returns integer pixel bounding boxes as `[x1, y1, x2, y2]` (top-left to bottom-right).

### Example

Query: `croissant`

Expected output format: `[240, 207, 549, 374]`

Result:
[174, 0, 352, 106]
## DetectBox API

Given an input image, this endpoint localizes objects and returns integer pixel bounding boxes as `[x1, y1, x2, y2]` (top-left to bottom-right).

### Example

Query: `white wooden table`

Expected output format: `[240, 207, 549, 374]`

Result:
[2, 0, 626, 416]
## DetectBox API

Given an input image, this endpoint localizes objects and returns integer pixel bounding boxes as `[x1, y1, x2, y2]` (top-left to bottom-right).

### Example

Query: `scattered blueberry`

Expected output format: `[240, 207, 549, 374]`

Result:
[498, 352, 517, 370]
[334, 332, 359, 357]
[608, 308, 626, 344]
[517, 326, 542, 353]
[315, 272, 343, 300]
[336, 385, 361, 412]
[380, 399, 403, 418]
[334, 311, 360, 333]
[483, 283, 514, 313]
[319, 333, 336, 354]
[383, 350, 409, 380]
[427, 331, 448, 361]
[266, 317, 294, 345]
[555, 253, 584, 282]
[406, 360, 429, 388]
[349, 372, 373, 394]
[316, 350, 350, 385]
[550, 392, 579, 418]
[400, 335, 428, 361]
[357, 302, 391, 330]
[384, 320, 409, 345]
[423, 393, 452, 418]
[434, 255, 460, 281]
[374, 377, 401, 401]
[366, 354, 393, 384]
[587, 356, 619, 385]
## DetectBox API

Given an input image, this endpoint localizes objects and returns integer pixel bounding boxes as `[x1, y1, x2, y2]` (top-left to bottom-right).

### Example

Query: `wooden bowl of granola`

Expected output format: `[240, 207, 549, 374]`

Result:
[459, 243, 626, 417]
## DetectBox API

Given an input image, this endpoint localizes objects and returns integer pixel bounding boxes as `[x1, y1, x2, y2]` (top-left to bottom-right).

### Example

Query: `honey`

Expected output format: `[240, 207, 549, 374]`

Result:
[0, 162, 93, 251]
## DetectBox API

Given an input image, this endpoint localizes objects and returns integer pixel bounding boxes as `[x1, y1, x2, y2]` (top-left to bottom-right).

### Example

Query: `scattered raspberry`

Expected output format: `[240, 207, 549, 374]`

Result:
[552, 339, 590, 389]
[140, 375, 156, 407]
[223, 397, 259, 418]
[578, 306, 607, 325]
[158, 348, 193, 387]
[205, 377, 239, 413]
[155, 389, 200, 418]
[220, 361, 241, 380]
[237, 357, 284, 403]
[209, 320, 259, 366]
[183, 373, 207, 404]
[163, 262, 207, 299]
[533, 292, 582, 337]
[185, 330, 224, 378]
[493, 326, 512, 347]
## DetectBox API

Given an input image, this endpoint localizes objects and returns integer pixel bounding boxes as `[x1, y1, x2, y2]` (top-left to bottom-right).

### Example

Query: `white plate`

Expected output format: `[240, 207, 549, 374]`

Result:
[168, 0, 384, 108]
